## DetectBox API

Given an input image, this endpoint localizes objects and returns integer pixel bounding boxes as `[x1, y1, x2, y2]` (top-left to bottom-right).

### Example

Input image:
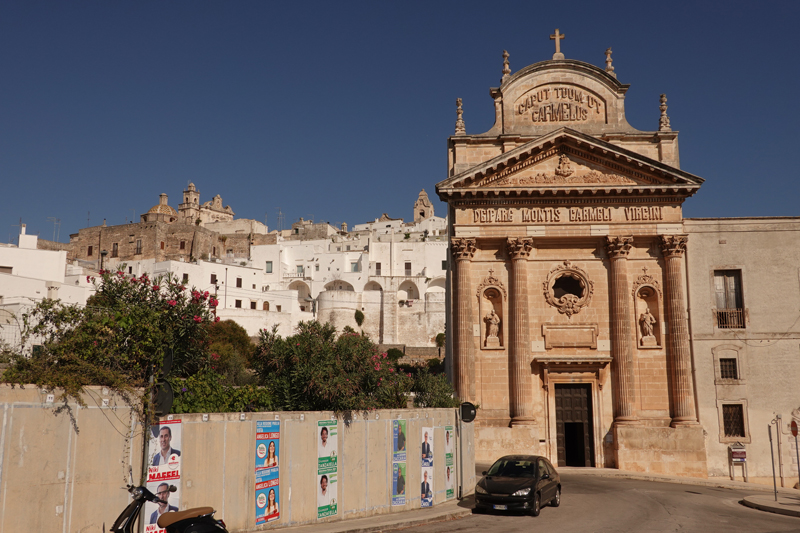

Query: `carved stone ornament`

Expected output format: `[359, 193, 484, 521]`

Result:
[476, 268, 507, 299]
[506, 237, 533, 260]
[605, 236, 634, 260]
[659, 94, 672, 132]
[501, 50, 511, 82]
[455, 98, 466, 136]
[660, 235, 688, 258]
[493, 170, 634, 187]
[631, 267, 663, 298]
[554, 154, 574, 177]
[451, 237, 476, 261]
[542, 260, 594, 317]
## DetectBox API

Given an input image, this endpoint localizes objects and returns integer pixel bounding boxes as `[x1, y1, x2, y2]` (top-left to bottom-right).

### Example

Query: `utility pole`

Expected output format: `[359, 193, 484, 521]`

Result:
[47, 217, 61, 242]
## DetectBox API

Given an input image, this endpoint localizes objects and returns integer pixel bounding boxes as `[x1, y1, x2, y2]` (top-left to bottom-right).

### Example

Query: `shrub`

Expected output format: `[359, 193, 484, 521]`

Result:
[170, 370, 271, 413]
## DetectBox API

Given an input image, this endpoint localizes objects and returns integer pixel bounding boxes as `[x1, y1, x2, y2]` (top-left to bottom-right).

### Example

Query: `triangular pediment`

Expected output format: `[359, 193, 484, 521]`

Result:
[437, 128, 703, 199]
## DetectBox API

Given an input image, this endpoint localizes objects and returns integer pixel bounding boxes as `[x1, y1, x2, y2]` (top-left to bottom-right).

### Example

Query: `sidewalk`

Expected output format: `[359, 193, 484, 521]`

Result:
[742, 493, 800, 518]
[279, 496, 474, 533]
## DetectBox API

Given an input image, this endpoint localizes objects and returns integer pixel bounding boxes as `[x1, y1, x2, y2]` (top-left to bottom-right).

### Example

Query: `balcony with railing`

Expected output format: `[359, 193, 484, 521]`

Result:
[715, 308, 746, 329]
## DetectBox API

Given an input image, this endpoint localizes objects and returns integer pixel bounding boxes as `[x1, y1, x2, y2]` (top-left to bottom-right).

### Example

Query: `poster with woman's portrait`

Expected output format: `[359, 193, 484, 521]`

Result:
[317, 420, 338, 518]
[255, 420, 280, 524]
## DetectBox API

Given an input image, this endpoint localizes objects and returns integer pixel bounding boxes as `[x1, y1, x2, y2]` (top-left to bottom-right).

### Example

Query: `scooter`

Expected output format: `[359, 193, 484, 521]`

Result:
[108, 475, 228, 533]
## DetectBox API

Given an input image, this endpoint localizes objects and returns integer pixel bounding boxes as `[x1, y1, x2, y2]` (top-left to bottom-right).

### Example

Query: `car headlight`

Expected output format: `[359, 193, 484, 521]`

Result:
[512, 488, 530, 497]
[475, 485, 487, 494]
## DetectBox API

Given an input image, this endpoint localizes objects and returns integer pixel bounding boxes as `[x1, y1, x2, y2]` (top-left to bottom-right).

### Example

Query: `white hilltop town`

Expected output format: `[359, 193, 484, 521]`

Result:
[0, 187, 448, 357]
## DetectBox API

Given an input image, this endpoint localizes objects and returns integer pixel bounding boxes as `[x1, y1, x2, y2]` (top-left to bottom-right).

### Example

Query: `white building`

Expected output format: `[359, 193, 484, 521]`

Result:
[0, 226, 94, 349]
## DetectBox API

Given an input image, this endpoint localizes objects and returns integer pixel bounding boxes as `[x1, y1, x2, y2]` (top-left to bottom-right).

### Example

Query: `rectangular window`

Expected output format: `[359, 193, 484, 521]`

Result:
[375, 262, 381, 276]
[250, 301, 256, 310]
[346, 245, 351, 251]
[111, 243, 119, 258]
[135, 240, 142, 255]
[160, 241, 165, 250]
[0, 266, 12, 275]
[182, 273, 189, 284]
[252, 284, 256, 289]
[236, 277, 242, 288]
[87, 246, 93, 257]
[722, 404, 745, 437]
[180, 241, 185, 250]
[351, 262, 359, 272]
[315, 264, 319, 271]
[211, 274, 217, 284]
[719, 358, 738, 380]
[266, 261, 273, 273]
[296, 265, 304, 275]
[714, 270, 744, 328]
[128, 266, 133, 274]
[235, 299, 242, 308]
[276, 305, 282, 312]
[442, 260, 447, 270]
[405, 262, 412, 276]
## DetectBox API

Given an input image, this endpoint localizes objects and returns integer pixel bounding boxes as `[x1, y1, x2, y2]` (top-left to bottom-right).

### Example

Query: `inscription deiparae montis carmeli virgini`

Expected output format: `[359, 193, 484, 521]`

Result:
[472, 206, 665, 224]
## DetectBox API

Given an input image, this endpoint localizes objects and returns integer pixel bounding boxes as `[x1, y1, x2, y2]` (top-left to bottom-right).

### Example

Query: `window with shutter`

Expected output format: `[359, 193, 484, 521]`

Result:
[713, 270, 744, 328]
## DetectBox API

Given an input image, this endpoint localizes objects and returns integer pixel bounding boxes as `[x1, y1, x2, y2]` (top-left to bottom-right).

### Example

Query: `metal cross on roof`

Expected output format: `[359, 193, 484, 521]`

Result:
[550, 29, 565, 60]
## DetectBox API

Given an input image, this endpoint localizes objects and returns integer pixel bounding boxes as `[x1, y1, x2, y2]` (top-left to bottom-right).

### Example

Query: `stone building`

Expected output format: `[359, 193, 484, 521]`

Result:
[436, 38, 800, 484]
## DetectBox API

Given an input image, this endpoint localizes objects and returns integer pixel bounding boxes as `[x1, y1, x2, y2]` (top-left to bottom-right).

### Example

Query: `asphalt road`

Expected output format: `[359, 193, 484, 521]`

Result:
[406, 474, 800, 533]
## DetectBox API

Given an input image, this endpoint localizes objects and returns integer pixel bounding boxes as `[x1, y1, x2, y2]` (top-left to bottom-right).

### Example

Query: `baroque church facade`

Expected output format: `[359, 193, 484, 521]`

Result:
[437, 38, 800, 485]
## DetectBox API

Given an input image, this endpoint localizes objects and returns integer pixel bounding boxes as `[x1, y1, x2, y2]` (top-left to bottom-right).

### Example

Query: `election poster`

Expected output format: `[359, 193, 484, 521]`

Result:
[255, 420, 281, 524]
[144, 419, 182, 533]
[420, 466, 433, 508]
[317, 420, 338, 518]
[421, 427, 434, 467]
[392, 462, 406, 505]
[445, 425, 454, 499]
[392, 419, 407, 462]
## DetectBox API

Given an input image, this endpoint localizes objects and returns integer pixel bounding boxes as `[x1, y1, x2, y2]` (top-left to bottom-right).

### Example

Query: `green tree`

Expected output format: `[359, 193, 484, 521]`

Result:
[208, 319, 256, 385]
[2, 269, 216, 420]
[252, 322, 411, 412]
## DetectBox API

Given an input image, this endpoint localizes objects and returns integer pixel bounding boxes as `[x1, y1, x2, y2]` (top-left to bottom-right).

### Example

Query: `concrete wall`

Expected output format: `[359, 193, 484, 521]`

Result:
[0, 385, 475, 532]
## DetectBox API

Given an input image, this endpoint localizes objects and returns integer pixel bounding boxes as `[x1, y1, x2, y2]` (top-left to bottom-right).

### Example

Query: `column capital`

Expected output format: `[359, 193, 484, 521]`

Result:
[506, 237, 533, 260]
[451, 237, 476, 261]
[605, 236, 633, 260]
[660, 235, 688, 259]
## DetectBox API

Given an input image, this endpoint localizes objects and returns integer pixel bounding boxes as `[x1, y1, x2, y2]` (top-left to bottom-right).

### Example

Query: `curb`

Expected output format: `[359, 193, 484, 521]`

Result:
[332, 508, 473, 533]
[554, 467, 800, 496]
[742, 495, 800, 518]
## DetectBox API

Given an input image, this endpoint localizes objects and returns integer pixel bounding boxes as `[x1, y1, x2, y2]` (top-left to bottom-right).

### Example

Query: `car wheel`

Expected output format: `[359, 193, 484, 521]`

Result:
[531, 492, 541, 517]
[551, 487, 561, 507]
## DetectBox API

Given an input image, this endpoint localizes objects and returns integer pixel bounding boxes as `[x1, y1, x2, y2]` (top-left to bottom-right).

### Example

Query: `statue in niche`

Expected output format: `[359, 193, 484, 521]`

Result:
[639, 305, 658, 347]
[484, 308, 501, 348]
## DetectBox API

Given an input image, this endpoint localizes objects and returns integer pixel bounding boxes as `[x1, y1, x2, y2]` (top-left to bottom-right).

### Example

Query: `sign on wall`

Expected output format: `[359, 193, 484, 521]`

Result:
[255, 420, 281, 524]
[444, 425, 454, 499]
[421, 426, 434, 508]
[392, 419, 407, 505]
[317, 420, 338, 518]
[145, 419, 182, 533]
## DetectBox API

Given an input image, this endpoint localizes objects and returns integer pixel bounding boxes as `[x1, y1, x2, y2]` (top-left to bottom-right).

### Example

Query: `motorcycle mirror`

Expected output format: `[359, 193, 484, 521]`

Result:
[169, 485, 177, 493]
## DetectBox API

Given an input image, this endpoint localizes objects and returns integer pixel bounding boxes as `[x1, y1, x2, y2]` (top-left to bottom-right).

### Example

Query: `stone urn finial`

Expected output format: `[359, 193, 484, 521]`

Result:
[605, 47, 616, 78]
[455, 98, 466, 136]
[501, 50, 511, 82]
[659, 94, 672, 132]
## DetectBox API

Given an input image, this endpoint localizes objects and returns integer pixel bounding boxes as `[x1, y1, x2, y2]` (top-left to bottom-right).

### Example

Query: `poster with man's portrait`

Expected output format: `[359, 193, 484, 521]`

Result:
[317, 420, 338, 519]
[145, 419, 182, 533]
[420, 466, 434, 508]
[421, 427, 434, 468]
[392, 462, 406, 505]
[392, 419, 407, 463]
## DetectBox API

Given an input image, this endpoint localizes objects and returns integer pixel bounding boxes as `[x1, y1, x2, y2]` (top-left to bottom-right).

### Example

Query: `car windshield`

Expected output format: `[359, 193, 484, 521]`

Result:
[486, 459, 536, 478]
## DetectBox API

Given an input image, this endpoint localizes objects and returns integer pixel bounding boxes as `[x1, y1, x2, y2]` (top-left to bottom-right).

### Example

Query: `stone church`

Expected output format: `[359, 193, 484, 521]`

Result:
[437, 35, 800, 485]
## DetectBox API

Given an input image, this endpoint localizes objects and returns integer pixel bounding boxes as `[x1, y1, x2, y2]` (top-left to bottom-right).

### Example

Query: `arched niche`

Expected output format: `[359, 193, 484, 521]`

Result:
[398, 280, 419, 300]
[364, 281, 383, 291]
[632, 270, 662, 349]
[476, 269, 506, 350]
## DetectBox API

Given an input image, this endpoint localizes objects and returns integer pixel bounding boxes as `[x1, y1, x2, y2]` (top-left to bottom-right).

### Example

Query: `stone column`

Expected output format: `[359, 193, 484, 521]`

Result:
[660, 235, 699, 427]
[605, 236, 638, 425]
[507, 237, 535, 426]
[451, 238, 476, 402]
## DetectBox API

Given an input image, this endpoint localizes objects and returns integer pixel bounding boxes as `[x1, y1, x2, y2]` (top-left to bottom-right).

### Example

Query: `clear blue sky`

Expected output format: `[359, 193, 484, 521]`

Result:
[2, 1, 798, 243]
